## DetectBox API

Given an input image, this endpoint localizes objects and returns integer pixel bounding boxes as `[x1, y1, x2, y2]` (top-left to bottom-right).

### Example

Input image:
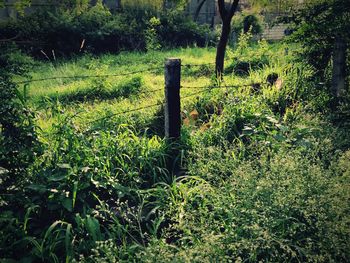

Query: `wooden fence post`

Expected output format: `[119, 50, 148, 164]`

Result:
[164, 58, 181, 140]
[332, 36, 347, 98]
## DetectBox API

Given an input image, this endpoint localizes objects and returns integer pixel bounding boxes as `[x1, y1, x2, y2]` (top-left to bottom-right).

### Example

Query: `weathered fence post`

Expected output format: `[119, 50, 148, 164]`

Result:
[164, 58, 181, 140]
[332, 36, 347, 99]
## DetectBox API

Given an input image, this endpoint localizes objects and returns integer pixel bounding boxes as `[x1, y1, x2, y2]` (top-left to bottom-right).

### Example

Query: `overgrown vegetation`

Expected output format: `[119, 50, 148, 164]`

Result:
[0, 1, 213, 57]
[0, 43, 41, 199]
[1, 36, 349, 262]
[290, 0, 350, 79]
[0, 1, 349, 262]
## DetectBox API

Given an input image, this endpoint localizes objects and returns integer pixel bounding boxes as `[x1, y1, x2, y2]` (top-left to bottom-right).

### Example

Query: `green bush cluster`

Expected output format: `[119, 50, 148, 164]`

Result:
[289, 0, 350, 83]
[230, 12, 264, 45]
[231, 12, 263, 36]
[225, 31, 271, 76]
[0, 44, 41, 195]
[135, 59, 350, 261]
[0, 2, 213, 57]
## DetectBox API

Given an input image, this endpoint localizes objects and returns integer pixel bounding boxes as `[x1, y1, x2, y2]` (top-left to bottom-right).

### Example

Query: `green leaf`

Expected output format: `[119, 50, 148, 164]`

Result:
[26, 184, 47, 193]
[65, 223, 73, 262]
[241, 126, 255, 136]
[48, 174, 66, 182]
[72, 181, 78, 209]
[61, 198, 73, 212]
[86, 216, 101, 242]
[57, 163, 72, 169]
[266, 116, 279, 124]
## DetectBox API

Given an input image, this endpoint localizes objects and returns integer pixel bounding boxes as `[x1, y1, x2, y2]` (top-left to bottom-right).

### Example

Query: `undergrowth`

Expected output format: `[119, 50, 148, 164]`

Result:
[0, 39, 349, 262]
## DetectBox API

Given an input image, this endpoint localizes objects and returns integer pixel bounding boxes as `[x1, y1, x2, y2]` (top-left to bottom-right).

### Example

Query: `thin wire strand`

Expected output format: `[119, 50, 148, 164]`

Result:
[181, 89, 208, 99]
[182, 62, 215, 67]
[14, 60, 227, 85]
[76, 81, 269, 127]
[14, 66, 163, 85]
[138, 88, 163, 95]
[181, 83, 266, 89]
[87, 101, 164, 125]
[182, 57, 232, 68]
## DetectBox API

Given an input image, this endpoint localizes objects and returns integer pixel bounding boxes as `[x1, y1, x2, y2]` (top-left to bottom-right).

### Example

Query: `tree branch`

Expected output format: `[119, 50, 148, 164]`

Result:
[217, 0, 227, 19]
[0, 34, 21, 42]
[228, 0, 240, 19]
[194, 0, 207, 21]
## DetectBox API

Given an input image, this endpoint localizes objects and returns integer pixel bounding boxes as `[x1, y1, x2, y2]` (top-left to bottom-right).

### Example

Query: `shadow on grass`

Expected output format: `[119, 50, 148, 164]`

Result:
[37, 76, 143, 107]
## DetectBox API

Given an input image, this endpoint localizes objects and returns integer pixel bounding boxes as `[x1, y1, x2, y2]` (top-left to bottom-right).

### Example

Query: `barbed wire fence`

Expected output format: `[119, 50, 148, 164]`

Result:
[15, 58, 267, 138]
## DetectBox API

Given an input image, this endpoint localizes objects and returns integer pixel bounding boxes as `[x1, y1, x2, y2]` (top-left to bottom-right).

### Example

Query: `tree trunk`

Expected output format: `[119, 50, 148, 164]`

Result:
[215, 0, 239, 79]
[216, 20, 231, 78]
[332, 36, 347, 98]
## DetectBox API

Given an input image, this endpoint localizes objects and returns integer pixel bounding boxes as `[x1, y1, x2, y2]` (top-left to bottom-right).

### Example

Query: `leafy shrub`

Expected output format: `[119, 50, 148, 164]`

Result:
[225, 32, 270, 75]
[0, 44, 43, 261]
[142, 147, 350, 262]
[145, 17, 162, 51]
[289, 0, 350, 81]
[0, 44, 41, 189]
[243, 14, 263, 35]
[0, 3, 214, 57]
[0, 116, 172, 261]
[231, 12, 264, 44]
[158, 11, 212, 48]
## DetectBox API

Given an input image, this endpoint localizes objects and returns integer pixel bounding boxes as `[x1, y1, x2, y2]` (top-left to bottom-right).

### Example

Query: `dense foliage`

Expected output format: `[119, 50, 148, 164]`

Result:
[290, 0, 350, 80]
[0, 1, 213, 57]
[0, 1, 349, 262]
[231, 12, 263, 37]
[0, 44, 41, 193]
[1, 35, 349, 261]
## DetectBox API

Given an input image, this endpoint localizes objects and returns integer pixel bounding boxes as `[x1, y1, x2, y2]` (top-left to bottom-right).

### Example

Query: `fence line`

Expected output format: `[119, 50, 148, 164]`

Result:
[181, 83, 266, 89]
[22, 57, 271, 138]
[85, 82, 264, 124]
[182, 62, 215, 67]
[52, 81, 266, 125]
[138, 88, 163, 95]
[14, 66, 163, 85]
[87, 101, 164, 124]
[14, 61, 226, 85]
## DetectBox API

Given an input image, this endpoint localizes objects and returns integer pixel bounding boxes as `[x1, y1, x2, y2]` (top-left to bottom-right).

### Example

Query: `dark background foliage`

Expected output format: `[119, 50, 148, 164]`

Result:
[0, 3, 213, 57]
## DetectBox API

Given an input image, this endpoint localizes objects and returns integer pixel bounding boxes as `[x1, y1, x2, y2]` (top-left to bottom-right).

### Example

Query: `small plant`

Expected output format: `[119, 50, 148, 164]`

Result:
[145, 17, 162, 51]
[225, 31, 270, 76]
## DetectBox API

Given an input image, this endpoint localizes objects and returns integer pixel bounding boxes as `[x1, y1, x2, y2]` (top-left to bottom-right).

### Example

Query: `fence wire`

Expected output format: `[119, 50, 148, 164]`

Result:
[138, 88, 163, 95]
[87, 101, 164, 124]
[182, 62, 215, 67]
[14, 66, 163, 85]
[73, 81, 267, 125]
[181, 83, 266, 89]
[14, 61, 225, 85]
[18, 58, 268, 126]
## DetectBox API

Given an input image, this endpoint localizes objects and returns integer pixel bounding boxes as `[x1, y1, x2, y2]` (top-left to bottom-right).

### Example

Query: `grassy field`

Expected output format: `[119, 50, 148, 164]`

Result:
[2, 40, 350, 262]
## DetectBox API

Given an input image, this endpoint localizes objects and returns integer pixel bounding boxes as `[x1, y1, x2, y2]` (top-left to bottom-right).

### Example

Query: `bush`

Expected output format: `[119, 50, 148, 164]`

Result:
[231, 12, 263, 44]
[225, 31, 271, 76]
[0, 45, 42, 260]
[289, 0, 350, 81]
[0, 3, 214, 57]
[158, 11, 212, 48]
[0, 44, 41, 186]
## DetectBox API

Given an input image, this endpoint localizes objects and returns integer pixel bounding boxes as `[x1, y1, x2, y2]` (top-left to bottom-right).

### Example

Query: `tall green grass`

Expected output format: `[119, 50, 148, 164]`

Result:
[1, 41, 349, 262]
